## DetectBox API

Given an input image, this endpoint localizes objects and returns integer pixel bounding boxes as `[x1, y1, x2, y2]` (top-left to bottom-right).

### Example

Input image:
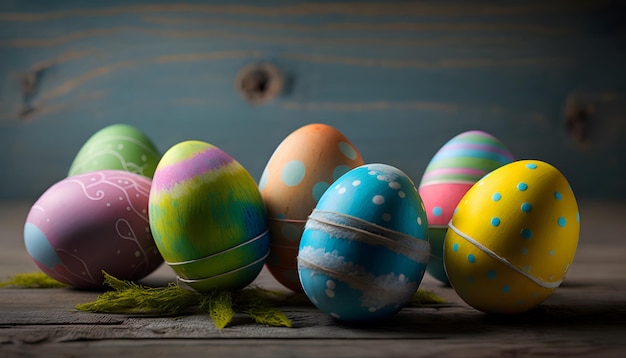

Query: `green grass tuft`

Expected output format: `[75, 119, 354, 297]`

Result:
[75, 271, 293, 329]
[199, 290, 235, 329]
[76, 273, 199, 315]
[37, 271, 446, 329]
[234, 287, 293, 328]
[409, 289, 447, 306]
[0, 272, 66, 288]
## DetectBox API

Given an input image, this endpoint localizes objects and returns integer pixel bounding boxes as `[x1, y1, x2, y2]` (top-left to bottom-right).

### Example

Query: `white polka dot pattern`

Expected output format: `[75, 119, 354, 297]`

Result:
[297, 163, 430, 321]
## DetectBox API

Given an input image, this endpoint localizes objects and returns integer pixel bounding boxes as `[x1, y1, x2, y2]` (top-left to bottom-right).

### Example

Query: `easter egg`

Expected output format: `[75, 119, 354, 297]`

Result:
[259, 123, 364, 291]
[298, 163, 430, 321]
[444, 160, 580, 314]
[24, 170, 163, 289]
[149, 140, 269, 292]
[419, 130, 514, 284]
[69, 124, 161, 178]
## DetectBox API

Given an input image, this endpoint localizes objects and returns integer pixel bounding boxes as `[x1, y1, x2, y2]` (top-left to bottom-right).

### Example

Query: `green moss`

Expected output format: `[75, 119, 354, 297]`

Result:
[0, 272, 66, 288]
[199, 290, 235, 329]
[409, 289, 447, 306]
[76, 273, 199, 315]
[234, 287, 292, 328]
[75, 271, 292, 329]
[6, 271, 445, 329]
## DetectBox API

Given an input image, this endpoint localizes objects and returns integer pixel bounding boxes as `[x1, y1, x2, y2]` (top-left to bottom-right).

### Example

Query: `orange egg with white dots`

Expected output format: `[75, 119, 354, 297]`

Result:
[444, 160, 580, 314]
[259, 123, 364, 291]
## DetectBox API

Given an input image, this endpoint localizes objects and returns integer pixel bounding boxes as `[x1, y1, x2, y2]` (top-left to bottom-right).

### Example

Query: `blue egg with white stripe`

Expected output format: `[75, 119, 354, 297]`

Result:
[297, 163, 430, 321]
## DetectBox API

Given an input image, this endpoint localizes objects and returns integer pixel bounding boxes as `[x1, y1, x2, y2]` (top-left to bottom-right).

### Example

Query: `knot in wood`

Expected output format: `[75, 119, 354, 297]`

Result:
[235, 63, 282, 105]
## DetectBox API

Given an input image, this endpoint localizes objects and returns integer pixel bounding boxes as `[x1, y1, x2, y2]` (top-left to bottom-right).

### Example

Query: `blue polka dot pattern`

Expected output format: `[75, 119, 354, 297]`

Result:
[442, 159, 580, 315]
[338, 141, 358, 160]
[491, 217, 501, 226]
[312, 181, 330, 201]
[281, 160, 306, 186]
[453, 243, 459, 252]
[432, 207, 443, 217]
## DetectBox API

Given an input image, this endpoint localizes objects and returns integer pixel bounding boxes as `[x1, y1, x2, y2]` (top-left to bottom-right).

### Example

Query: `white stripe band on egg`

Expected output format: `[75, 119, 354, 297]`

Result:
[448, 222, 562, 289]
[177, 251, 270, 284]
[306, 209, 430, 264]
[297, 255, 418, 302]
[166, 228, 269, 266]
[297, 255, 374, 292]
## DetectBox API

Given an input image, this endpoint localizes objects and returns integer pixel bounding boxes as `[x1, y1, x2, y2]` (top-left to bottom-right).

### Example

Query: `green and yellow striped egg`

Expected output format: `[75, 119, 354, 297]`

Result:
[69, 124, 160, 178]
[444, 160, 579, 314]
[148, 141, 269, 292]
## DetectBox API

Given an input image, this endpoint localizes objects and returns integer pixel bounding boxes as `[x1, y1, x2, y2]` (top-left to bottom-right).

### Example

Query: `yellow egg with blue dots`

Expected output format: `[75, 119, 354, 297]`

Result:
[444, 160, 579, 314]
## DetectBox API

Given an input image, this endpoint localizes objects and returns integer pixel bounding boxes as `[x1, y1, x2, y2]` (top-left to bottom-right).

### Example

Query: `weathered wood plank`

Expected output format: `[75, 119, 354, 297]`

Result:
[2, 282, 626, 338]
[0, 1, 625, 200]
[1, 339, 622, 358]
[2, 199, 626, 355]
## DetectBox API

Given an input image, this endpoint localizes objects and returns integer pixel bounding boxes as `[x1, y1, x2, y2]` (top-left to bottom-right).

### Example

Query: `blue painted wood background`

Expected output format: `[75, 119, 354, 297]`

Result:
[1, 0, 625, 200]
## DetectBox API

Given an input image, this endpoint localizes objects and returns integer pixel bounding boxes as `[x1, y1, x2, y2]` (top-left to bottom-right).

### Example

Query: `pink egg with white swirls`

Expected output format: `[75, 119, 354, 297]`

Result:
[24, 170, 163, 289]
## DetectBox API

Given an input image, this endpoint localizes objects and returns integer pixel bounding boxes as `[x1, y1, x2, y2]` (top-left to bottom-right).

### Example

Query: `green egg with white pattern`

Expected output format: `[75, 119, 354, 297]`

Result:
[68, 124, 160, 178]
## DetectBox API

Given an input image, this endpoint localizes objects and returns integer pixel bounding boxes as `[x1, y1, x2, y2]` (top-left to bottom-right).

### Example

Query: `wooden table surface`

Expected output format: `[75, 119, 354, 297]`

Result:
[2, 200, 626, 357]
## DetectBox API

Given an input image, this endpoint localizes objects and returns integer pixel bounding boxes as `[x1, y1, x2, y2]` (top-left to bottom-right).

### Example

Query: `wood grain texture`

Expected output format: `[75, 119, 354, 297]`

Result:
[1, 200, 626, 357]
[0, 0, 625, 200]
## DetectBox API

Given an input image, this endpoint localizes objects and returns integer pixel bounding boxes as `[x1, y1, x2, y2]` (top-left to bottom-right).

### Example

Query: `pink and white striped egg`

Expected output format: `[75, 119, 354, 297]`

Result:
[419, 130, 513, 284]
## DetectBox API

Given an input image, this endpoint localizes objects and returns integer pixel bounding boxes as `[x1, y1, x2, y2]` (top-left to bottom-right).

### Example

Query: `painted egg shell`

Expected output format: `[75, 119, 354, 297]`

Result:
[419, 130, 514, 284]
[69, 124, 161, 178]
[259, 123, 364, 292]
[149, 140, 269, 292]
[298, 163, 430, 321]
[24, 170, 163, 289]
[444, 160, 580, 314]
